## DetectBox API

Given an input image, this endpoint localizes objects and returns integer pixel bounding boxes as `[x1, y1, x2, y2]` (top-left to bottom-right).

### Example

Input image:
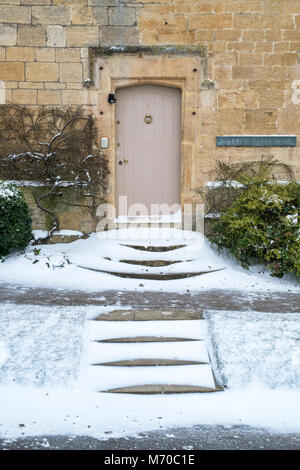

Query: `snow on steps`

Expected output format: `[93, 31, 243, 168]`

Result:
[115, 222, 183, 230]
[75, 255, 224, 281]
[78, 264, 223, 281]
[85, 320, 206, 341]
[79, 229, 224, 393]
[121, 244, 186, 252]
[106, 385, 219, 394]
[98, 336, 199, 343]
[113, 259, 184, 267]
[86, 364, 216, 392]
[93, 359, 205, 366]
[84, 317, 223, 394]
[76, 249, 224, 281]
[88, 340, 209, 364]
[74, 228, 225, 281]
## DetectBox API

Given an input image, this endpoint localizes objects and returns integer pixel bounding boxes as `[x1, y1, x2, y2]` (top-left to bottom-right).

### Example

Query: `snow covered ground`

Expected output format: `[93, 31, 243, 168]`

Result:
[1, 385, 299, 441]
[0, 229, 299, 293]
[0, 303, 299, 440]
[0, 228, 299, 441]
[0, 304, 86, 387]
[205, 310, 300, 389]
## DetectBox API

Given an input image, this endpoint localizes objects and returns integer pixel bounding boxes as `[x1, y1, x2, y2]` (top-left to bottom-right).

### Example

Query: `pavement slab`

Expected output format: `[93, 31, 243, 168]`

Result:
[1, 284, 300, 313]
[1, 425, 300, 450]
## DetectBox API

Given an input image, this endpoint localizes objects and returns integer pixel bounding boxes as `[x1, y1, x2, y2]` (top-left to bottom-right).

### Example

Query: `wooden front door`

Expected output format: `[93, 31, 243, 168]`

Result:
[115, 85, 181, 216]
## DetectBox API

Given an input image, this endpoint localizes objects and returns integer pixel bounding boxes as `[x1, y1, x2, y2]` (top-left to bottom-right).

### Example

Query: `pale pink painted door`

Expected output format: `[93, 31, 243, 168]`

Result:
[115, 85, 181, 216]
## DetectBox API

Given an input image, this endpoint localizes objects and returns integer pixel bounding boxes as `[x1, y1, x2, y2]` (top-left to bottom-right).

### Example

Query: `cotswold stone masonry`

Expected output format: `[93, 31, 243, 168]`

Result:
[0, 1, 299, 232]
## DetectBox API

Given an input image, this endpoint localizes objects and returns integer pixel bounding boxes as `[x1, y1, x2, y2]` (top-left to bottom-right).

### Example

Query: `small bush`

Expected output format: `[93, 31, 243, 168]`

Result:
[211, 175, 300, 278]
[0, 181, 32, 256]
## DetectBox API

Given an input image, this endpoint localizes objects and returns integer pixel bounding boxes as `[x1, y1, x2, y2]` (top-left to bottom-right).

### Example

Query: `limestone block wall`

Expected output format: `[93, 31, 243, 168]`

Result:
[0, 0, 299, 229]
[18, 185, 96, 234]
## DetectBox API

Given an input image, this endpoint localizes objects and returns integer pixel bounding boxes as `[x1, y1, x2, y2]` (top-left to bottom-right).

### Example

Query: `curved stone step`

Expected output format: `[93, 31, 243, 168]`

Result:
[103, 384, 219, 394]
[87, 319, 205, 341]
[87, 363, 214, 389]
[122, 244, 186, 252]
[92, 359, 207, 366]
[95, 336, 199, 343]
[88, 340, 209, 364]
[78, 265, 223, 280]
[93, 309, 203, 321]
[118, 259, 186, 267]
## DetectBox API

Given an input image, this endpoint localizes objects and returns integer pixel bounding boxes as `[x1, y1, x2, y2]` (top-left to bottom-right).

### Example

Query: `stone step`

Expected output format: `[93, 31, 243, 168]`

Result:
[118, 259, 185, 267]
[78, 265, 222, 280]
[92, 359, 207, 367]
[95, 336, 199, 343]
[85, 303, 223, 395]
[116, 223, 183, 230]
[103, 384, 220, 394]
[92, 309, 203, 321]
[87, 319, 205, 341]
[88, 340, 209, 364]
[122, 244, 186, 252]
[87, 364, 215, 391]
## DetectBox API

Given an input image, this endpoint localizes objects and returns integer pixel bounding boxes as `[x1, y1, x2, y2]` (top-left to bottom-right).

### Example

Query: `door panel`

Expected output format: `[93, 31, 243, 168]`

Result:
[115, 85, 181, 216]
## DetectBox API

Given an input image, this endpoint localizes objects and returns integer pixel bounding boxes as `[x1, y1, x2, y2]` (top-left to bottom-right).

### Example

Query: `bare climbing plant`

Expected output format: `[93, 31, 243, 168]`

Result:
[197, 154, 296, 215]
[0, 105, 109, 243]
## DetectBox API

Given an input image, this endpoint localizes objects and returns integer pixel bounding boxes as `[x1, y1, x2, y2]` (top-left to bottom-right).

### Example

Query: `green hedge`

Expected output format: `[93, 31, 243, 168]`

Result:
[210, 177, 300, 278]
[0, 181, 32, 256]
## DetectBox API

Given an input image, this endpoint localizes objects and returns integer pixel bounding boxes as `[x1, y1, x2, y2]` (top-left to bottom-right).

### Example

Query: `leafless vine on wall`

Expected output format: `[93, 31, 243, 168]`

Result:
[198, 155, 296, 215]
[0, 105, 109, 242]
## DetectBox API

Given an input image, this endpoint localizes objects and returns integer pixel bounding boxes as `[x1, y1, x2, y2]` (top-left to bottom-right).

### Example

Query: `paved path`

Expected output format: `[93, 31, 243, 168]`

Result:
[1, 425, 300, 450]
[1, 283, 300, 312]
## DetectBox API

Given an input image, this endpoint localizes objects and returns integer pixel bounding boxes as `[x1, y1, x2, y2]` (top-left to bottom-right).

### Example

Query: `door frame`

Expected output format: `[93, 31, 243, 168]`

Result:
[94, 54, 203, 212]
[115, 83, 182, 217]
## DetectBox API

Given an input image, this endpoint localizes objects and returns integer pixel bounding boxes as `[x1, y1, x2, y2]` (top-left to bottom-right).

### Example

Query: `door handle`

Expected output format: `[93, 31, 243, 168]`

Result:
[123, 158, 128, 164]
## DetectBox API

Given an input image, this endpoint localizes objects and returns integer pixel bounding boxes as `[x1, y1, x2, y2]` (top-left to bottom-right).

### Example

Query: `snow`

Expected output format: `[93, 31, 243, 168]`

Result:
[115, 210, 182, 224]
[0, 228, 299, 439]
[205, 181, 245, 188]
[4, 180, 46, 188]
[204, 212, 221, 219]
[4, 180, 88, 188]
[0, 181, 22, 200]
[286, 214, 298, 225]
[85, 365, 216, 391]
[205, 310, 300, 389]
[32, 229, 84, 240]
[0, 303, 87, 387]
[85, 320, 205, 341]
[52, 230, 83, 236]
[0, 385, 299, 440]
[98, 227, 198, 243]
[0, 341, 10, 365]
[0, 304, 300, 439]
[0, 229, 299, 293]
[87, 341, 209, 364]
[32, 230, 49, 240]
[205, 179, 300, 188]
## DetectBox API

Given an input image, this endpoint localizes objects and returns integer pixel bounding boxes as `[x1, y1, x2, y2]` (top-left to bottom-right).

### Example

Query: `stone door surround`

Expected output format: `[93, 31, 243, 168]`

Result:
[91, 46, 206, 208]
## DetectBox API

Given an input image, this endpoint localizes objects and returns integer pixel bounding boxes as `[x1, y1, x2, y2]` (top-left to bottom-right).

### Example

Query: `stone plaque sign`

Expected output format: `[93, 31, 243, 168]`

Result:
[216, 135, 297, 147]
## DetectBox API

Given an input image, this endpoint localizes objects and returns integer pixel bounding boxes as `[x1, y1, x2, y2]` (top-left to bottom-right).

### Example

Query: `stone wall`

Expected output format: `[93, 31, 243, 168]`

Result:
[19, 185, 97, 234]
[0, 0, 299, 230]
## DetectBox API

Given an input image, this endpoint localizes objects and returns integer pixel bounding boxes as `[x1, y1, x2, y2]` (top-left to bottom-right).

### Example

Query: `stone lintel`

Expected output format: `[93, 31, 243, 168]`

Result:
[86, 45, 207, 86]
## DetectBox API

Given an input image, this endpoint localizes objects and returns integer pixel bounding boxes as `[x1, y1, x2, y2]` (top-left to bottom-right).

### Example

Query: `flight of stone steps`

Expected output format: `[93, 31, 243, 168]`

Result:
[84, 308, 223, 394]
[78, 229, 224, 393]
[76, 228, 224, 281]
